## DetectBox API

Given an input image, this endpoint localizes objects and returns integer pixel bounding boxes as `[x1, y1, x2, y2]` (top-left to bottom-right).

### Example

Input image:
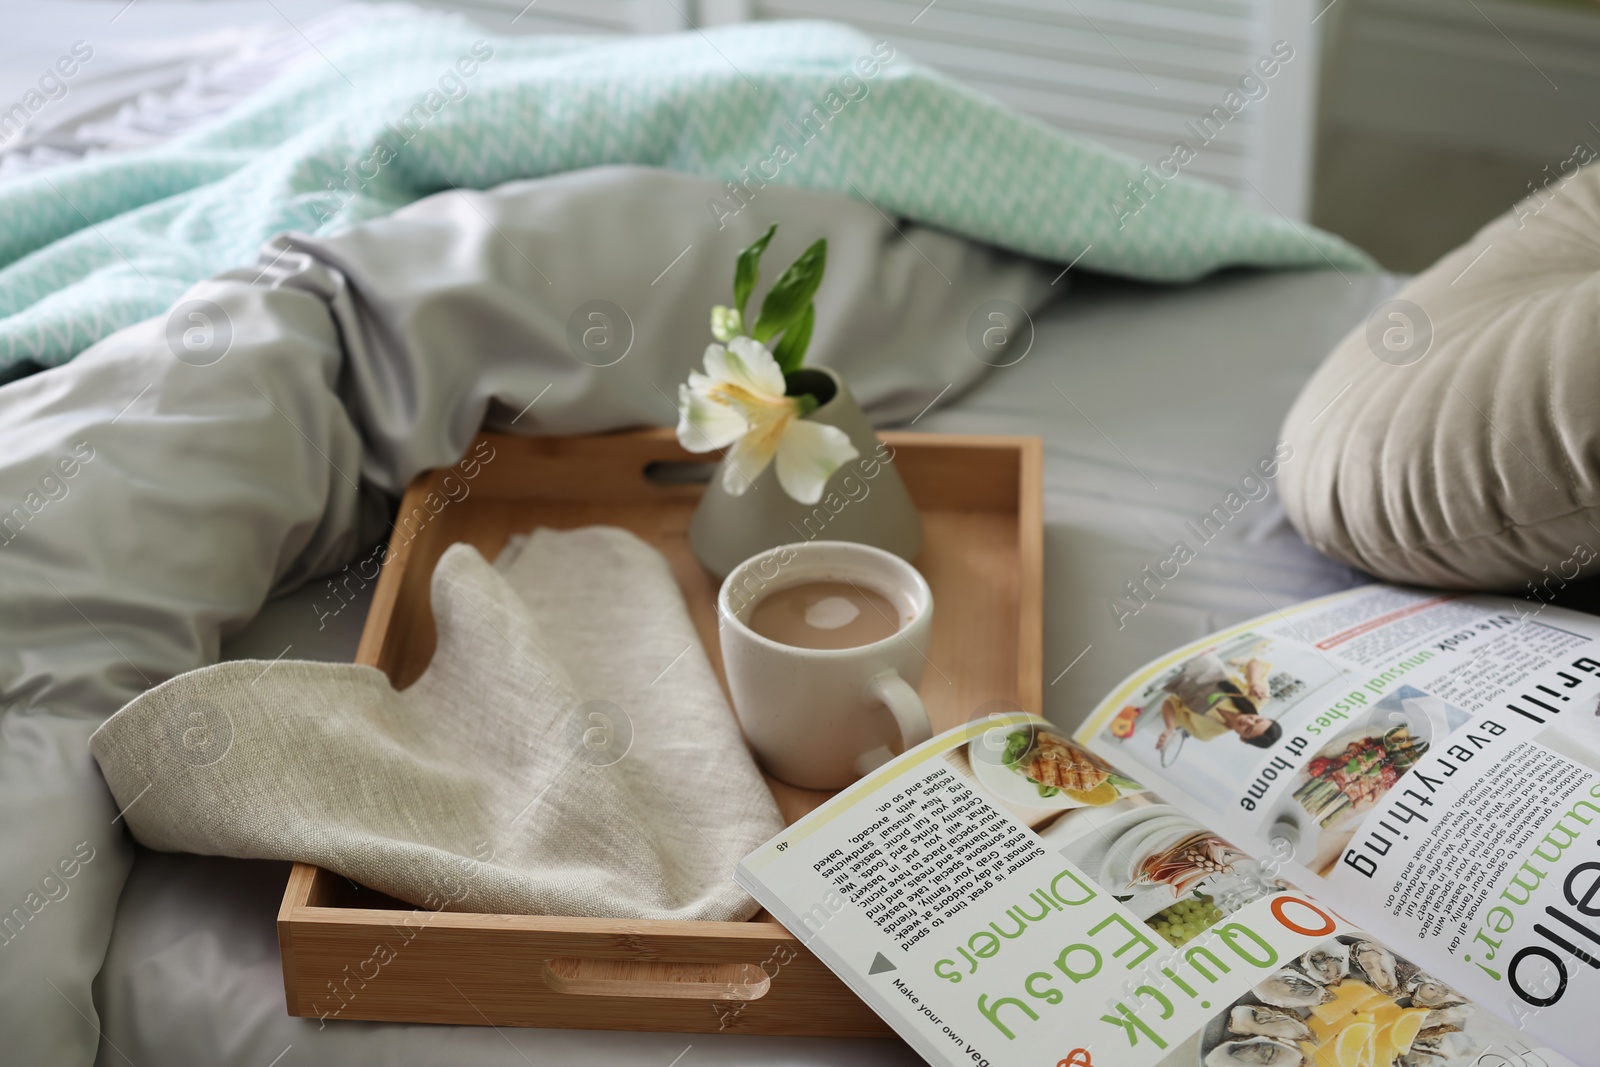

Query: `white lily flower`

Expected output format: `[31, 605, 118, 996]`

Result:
[710, 305, 743, 343]
[676, 335, 858, 504]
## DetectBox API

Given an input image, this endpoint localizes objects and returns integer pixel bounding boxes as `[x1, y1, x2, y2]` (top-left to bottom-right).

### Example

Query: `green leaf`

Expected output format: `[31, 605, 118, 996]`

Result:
[1000, 729, 1032, 768]
[733, 223, 778, 322]
[770, 301, 815, 374]
[751, 238, 827, 344]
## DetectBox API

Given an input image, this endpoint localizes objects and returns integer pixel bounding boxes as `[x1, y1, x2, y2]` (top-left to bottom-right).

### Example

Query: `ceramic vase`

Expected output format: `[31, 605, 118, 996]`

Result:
[688, 367, 923, 579]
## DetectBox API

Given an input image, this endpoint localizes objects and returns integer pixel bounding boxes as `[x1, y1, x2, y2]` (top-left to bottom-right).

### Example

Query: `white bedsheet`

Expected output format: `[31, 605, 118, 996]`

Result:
[90, 266, 1401, 1067]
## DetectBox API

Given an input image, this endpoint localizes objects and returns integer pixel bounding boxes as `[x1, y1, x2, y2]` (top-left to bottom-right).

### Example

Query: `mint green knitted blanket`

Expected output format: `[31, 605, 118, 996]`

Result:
[0, 14, 1371, 371]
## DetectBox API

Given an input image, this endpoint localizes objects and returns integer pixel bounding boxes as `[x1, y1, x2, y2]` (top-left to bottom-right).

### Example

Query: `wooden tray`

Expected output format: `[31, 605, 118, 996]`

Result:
[278, 428, 1042, 1035]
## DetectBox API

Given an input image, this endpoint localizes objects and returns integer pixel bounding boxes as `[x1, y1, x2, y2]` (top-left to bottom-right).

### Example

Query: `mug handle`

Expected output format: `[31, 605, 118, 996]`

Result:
[854, 670, 932, 776]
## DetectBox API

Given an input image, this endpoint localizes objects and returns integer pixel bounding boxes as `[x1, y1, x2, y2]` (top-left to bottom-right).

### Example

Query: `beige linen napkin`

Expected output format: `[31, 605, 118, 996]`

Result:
[89, 527, 783, 921]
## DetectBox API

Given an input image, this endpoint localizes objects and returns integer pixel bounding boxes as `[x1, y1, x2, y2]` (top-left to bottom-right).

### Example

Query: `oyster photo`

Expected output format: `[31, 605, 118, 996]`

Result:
[1397, 1054, 1446, 1067]
[1203, 936, 1483, 1067]
[1255, 968, 1333, 1009]
[1407, 976, 1467, 1010]
[1422, 1006, 1469, 1031]
[1300, 941, 1349, 986]
[1411, 1030, 1480, 1059]
[1228, 1004, 1314, 1043]
[1353, 941, 1401, 995]
[1205, 1037, 1307, 1067]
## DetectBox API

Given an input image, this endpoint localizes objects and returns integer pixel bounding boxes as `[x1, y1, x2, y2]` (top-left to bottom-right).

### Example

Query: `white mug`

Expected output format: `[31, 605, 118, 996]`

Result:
[718, 541, 933, 790]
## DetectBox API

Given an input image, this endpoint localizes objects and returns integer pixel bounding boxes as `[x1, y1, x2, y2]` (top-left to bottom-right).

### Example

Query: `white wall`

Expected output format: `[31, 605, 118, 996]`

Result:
[1321, 0, 1600, 163]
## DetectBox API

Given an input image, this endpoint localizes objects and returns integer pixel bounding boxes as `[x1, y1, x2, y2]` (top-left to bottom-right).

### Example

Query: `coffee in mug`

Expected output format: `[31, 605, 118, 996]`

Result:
[718, 541, 934, 790]
[747, 580, 902, 650]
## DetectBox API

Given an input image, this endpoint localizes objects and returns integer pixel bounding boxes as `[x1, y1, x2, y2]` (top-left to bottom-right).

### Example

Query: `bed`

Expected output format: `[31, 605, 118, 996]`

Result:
[73, 266, 1395, 1066]
[0, 5, 1399, 1065]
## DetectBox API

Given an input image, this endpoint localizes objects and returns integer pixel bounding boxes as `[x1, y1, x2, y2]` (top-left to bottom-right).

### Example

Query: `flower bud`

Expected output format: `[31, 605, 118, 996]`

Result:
[710, 305, 743, 342]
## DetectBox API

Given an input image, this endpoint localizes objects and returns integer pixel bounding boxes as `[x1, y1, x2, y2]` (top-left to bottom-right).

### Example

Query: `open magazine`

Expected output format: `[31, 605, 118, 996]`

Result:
[736, 585, 1599, 1067]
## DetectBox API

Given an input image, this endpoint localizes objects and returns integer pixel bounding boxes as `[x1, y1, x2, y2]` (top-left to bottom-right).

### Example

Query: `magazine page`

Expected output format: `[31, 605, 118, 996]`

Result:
[1076, 585, 1600, 1065]
[736, 713, 1568, 1067]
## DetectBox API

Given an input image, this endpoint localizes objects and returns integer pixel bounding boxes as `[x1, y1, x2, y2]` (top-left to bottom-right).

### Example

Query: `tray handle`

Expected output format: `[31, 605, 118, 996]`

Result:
[641, 459, 716, 488]
[541, 957, 771, 1001]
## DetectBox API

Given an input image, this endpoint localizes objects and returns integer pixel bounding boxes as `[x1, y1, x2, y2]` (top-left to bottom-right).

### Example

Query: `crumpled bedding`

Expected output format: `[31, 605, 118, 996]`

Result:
[0, 9, 1372, 373]
[0, 163, 1053, 1065]
[0, 5, 375, 185]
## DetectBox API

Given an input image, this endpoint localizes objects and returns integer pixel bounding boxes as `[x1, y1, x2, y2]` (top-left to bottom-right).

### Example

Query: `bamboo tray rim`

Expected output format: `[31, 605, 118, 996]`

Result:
[278, 428, 1042, 1027]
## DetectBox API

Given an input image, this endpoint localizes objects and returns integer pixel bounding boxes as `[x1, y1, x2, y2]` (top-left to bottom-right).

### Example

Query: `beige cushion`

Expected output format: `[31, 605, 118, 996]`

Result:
[1279, 157, 1600, 590]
